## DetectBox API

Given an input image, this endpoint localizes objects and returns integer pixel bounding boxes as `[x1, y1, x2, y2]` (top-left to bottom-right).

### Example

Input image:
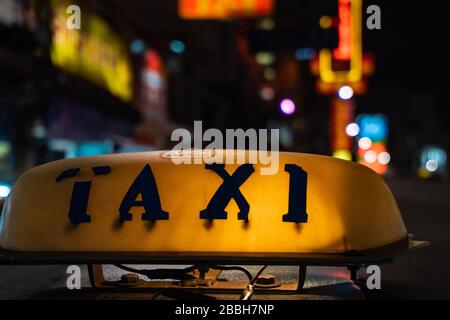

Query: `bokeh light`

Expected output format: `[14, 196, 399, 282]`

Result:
[319, 15, 333, 29]
[263, 67, 277, 81]
[426, 159, 439, 173]
[256, 52, 276, 66]
[364, 150, 378, 164]
[169, 40, 185, 54]
[260, 87, 275, 101]
[130, 39, 145, 54]
[358, 137, 372, 150]
[280, 99, 296, 115]
[378, 152, 391, 165]
[345, 123, 360, 137]
[0, 185, 11, 198]
[338, 86, 354, 100]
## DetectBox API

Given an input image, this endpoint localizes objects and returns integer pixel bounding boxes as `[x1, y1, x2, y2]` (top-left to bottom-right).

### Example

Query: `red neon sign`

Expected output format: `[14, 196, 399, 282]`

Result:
[333, 0, 352, 60]
[179, 0, 274, 19]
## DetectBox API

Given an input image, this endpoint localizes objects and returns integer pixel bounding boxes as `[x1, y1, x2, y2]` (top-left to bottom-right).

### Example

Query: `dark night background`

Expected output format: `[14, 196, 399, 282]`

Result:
[0, 0, 449, 181]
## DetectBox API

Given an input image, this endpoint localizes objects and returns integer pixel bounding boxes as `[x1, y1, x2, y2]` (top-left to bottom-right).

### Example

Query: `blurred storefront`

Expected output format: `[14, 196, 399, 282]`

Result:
[0, 0, 174, 178]
[45, 0, 139, 159]
[0, 0, 40, 180]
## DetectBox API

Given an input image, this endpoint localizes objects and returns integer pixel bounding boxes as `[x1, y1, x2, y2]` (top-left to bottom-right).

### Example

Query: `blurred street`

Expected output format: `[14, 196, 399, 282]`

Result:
[0, 177, 448, 300]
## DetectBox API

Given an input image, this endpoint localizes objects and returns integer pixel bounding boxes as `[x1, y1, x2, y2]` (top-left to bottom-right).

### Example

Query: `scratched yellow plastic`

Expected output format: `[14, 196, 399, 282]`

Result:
[0, 151, 407, 253]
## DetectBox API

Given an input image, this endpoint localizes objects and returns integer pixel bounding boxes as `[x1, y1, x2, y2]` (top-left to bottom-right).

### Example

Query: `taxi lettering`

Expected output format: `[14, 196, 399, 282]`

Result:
[119, 164, 169, 222]
[57, 163, 309, 225]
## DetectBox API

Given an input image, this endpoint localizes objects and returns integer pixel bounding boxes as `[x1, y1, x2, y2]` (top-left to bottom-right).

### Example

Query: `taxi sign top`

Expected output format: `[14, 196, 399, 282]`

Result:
[0, 150, 407, 255]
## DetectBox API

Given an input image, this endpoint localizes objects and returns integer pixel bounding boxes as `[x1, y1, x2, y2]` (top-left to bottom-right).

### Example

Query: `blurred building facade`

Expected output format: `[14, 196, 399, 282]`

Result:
[0, 0, 449, 184]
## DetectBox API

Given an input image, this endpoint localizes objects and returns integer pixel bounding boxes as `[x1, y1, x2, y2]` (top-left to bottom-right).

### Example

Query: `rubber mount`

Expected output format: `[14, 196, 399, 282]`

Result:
[254, 274, 281, 289]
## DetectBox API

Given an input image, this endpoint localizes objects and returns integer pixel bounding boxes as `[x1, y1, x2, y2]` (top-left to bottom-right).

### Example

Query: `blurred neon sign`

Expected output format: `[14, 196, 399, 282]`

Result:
[331, 98, 354, 159]
[357, 114, 388, 142]
[318, 0, 363, 83]
[50, 0, 133, 101]
[333, 0, 352, 60]
[138, 49, 168, 121]
[179, 0, 274, 19]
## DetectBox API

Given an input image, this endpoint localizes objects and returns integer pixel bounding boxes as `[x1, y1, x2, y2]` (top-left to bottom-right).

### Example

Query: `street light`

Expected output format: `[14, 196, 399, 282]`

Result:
[338, 86, 354, 100]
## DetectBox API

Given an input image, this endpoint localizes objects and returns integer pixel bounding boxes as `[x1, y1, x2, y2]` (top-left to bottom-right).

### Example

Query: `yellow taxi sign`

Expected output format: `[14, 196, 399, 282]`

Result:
[0, 150, 417, 260]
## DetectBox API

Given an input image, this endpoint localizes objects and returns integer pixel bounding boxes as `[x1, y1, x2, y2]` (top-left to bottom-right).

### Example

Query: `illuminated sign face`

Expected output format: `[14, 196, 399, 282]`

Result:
[0, 151, 408, 254]
[179, 0, 274, 19]
[50, 0, 133, 101]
